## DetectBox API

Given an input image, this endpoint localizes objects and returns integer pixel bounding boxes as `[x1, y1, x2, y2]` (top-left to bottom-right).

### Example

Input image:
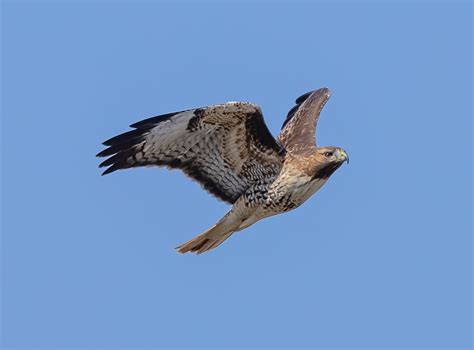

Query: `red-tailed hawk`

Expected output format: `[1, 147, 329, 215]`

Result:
[97, 88, 348, 254]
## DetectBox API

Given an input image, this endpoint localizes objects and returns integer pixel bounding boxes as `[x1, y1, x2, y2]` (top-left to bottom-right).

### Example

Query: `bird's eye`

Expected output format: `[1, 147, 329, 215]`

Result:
[324, 152, 333, 157]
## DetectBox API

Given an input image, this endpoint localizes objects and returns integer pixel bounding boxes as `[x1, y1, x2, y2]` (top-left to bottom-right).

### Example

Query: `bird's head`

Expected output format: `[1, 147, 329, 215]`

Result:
[311, 146, 349, 179]
[317, 146, 349, 164]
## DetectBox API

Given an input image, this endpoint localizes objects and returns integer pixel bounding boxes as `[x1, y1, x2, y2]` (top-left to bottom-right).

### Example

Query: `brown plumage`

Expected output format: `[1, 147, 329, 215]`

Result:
[97, 87, 348, 254]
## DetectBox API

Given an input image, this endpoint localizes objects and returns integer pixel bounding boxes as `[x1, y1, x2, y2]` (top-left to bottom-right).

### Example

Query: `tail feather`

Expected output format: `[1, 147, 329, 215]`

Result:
[176, 224, 234, 255]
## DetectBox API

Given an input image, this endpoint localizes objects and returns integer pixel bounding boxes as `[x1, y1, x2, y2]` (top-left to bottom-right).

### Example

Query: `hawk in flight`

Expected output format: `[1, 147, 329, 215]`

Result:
[97, 88, 348, 254]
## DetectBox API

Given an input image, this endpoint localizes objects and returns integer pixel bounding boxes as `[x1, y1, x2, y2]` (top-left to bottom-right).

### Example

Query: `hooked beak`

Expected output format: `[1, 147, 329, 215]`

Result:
[336, 149, 349, 164]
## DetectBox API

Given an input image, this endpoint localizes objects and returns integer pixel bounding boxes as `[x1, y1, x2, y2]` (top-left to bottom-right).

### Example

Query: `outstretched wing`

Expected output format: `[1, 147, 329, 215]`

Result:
[97, 102, 285, 204]
[278, 87, 331, 155]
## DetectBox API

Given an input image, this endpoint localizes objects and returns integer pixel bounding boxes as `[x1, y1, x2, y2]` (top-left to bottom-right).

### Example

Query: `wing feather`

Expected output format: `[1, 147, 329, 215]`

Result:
[278, 88, 331, 154]
[97, 102, 284, 203]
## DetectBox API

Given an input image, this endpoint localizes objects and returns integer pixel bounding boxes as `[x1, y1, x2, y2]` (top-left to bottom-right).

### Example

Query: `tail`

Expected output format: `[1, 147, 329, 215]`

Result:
[176, 224, 235, 255]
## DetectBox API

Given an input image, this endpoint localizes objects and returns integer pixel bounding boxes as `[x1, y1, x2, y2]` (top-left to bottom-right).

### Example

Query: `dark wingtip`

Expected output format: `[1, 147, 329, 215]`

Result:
[96, 149, 109, 157]
[102, 128, 150, 146]
[101, 168, 113, 176]
[101, 164, 121, 176]
[295, 91, 313, 104]
[98, 112, 183, 177]
[129, 111, 181, 128]
[98, 154, 120, 168]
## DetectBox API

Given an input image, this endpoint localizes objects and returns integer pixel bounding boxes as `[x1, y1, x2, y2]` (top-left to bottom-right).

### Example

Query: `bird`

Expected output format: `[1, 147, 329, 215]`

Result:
[97, 87, 348, 254]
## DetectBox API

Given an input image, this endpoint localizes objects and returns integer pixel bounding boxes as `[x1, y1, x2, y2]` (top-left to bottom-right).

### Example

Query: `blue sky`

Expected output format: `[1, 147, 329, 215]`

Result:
[1, 1, 472, 349]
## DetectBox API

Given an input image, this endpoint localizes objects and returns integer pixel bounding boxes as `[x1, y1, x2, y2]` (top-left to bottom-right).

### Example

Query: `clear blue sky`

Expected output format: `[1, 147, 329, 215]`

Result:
[1, 1, 472, 349]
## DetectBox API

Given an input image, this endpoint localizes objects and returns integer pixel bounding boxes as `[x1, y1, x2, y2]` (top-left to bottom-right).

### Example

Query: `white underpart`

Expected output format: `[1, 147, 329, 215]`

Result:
[290, 177, 327, 204]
